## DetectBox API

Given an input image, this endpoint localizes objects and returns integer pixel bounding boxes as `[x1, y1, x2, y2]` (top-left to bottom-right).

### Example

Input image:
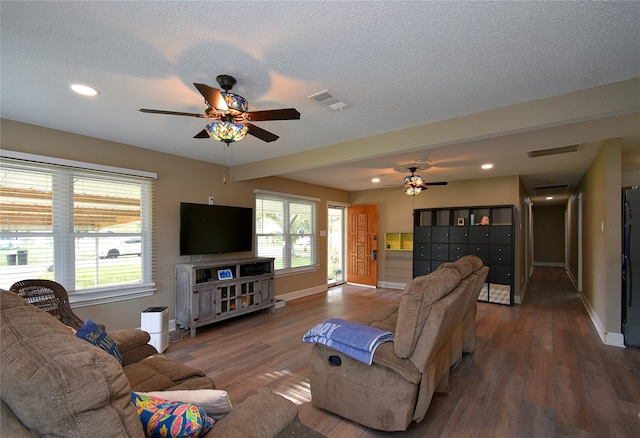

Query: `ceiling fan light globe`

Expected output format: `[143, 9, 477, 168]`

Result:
[222, 92, 248, 115]
[405, 186, 422, 196]
[404, 174, 424, 186]
[205, 121, 248, 143]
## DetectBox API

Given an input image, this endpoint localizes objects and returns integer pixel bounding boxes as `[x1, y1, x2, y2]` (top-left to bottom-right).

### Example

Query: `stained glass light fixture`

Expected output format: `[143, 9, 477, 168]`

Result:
[222, 92, 248, 114]
[205, 115, 248, 143]
[201, 81, 250, 143]
[404, 167, 425, 195]
[401, 166, 448, 195]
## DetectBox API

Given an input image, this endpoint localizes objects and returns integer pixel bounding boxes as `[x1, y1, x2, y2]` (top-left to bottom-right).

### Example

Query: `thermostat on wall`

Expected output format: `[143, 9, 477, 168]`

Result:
[217, 269, 233, 280]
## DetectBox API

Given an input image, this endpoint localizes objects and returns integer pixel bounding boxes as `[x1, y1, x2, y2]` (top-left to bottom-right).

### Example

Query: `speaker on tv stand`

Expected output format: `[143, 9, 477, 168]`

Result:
[141, 306, 169, 353]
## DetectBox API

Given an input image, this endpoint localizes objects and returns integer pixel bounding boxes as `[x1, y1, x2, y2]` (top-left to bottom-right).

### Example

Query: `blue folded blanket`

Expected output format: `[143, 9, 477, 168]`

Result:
[302, 318, 394, 365]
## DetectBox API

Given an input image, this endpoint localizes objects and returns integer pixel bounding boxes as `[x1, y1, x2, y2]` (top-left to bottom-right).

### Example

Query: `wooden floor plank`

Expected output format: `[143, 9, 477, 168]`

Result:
[164, 267, 640, 437]
[524, 348, 555, 407]
[552, 318, 593, 434]
[517, 400, 555, 438]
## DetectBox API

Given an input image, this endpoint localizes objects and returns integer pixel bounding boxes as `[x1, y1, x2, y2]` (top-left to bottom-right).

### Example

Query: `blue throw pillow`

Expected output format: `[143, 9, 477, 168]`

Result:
[131, 392, 215, 437]
[75, 318, 123, 365]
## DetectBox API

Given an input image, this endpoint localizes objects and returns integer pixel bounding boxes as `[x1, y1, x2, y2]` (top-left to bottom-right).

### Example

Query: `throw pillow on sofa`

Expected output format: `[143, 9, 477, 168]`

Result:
[131, 392, 214, 438]
[136, 389, 233, 420]
[76, 318, 123, 364]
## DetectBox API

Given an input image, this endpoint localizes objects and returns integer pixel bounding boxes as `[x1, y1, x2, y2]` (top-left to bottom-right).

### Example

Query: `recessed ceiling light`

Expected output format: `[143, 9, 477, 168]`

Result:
[71, 84, 100, 96]
[371, 177, 380, 183]
[481, 163, 493, 170]
[546, 196, 554, 200]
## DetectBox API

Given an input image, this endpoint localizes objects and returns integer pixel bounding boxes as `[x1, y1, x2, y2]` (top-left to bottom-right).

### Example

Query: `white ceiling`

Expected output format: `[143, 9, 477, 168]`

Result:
[2, 1, 640, 204]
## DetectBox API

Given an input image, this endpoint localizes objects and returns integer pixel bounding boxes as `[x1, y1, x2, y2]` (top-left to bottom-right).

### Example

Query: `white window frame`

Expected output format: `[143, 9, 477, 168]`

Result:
[0, 150, 157, 306]
[254, 189, 319, 276]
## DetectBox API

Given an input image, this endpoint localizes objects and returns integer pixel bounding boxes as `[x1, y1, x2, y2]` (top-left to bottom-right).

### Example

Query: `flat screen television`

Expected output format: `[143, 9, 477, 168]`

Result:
[180, 202, 253, 255]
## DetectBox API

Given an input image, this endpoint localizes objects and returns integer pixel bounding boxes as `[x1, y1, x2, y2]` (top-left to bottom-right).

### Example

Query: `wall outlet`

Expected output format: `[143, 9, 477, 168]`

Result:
[208, 196, 215, 205]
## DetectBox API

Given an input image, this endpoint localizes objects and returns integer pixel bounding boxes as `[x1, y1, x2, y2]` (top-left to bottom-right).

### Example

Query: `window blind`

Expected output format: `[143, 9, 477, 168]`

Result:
[255, 190, 319, 275]
[0, 153, 155, 302]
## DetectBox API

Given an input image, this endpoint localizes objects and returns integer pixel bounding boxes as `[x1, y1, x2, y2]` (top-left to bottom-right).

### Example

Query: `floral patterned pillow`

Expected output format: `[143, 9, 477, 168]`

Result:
[131, 392, 215, 438]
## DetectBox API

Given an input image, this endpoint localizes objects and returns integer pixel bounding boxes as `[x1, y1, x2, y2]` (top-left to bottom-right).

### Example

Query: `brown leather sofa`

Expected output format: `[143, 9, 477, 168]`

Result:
[1, 290, 297, 437]
[309, 255, 487, 432]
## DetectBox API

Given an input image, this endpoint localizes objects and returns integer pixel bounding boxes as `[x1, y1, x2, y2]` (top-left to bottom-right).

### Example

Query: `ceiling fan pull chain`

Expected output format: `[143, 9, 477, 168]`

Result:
[229, 143, 235, 184]
[222, 143, 228, 184]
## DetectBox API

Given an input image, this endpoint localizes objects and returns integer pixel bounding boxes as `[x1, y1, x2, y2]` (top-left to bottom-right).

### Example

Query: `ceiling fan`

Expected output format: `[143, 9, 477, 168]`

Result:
[402, 167, 448, 195]
[139, 75, 300, 143]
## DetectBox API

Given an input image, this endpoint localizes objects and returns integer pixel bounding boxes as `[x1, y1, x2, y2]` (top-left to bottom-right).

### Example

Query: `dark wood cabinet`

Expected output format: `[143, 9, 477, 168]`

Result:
[413, 205, 515, 305]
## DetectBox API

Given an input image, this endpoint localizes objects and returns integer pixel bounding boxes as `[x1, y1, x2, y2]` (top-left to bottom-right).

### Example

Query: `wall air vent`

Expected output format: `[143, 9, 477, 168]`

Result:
[533, 185, 571, 196]
[527, 144, 581, 158]
[308, 89, 351, 110]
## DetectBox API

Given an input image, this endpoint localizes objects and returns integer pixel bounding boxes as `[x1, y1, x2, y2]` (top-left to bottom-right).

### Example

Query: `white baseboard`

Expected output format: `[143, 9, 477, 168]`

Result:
[514, 281, 526, 304]
[533, 262, 565, 267]
[566, 268, 579, 290]
[378, 281, 406, 290]
[580, 293, 625, 348]
[276, 284, 327, 302]
[346, 282, 377, 288]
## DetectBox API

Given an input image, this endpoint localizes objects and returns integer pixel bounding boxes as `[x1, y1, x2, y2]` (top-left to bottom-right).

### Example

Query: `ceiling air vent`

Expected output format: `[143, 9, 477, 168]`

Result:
[308, 89, 351, 110]
[533, 185, 570, 196]
[527, 144, 581, 158]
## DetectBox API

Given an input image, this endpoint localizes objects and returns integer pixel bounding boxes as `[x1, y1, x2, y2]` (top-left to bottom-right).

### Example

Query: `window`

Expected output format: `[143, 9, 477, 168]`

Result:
[0, 151, 156, 305]
[255, 190, 319, 275]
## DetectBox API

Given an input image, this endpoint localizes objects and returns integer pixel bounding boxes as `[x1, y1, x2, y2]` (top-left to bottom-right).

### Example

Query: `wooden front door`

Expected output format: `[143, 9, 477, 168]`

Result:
[347, 204, 378, 286]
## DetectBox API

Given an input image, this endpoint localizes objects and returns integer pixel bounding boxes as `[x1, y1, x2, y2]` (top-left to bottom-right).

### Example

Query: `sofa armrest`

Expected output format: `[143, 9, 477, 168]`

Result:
[371, 342, 421, 384]
[209, 388, 297, 438]
[109, 328, 150, 350]
[110, 329, 158, 366]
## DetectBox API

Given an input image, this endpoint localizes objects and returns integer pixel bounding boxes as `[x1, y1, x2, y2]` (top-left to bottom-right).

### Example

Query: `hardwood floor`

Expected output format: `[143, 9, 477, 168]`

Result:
[165, 267, 640, 437]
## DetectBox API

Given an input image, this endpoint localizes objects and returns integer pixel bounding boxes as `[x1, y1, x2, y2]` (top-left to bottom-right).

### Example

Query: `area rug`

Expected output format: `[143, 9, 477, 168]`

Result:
[278, 419, 327, 438]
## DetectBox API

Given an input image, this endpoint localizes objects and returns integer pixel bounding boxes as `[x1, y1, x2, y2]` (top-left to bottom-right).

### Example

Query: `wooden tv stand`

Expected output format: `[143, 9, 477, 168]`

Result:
[175, 257, 275, 337]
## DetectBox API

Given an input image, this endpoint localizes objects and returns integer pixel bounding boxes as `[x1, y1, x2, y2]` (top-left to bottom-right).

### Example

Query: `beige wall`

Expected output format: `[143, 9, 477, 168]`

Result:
[622, 168, 640, 187]
[532, 205, 566, 265]
[1, 119, 349, 330]
[566, 193, 580, 285]
[517, 177, 531, 302]
[575, 138, 621, 340]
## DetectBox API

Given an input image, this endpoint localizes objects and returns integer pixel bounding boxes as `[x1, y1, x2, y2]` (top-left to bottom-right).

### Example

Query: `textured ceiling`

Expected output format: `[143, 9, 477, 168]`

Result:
[2, 1, 639, 203]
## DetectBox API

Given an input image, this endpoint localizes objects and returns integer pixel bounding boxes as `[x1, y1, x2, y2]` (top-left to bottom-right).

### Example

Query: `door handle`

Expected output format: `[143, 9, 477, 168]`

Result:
[371, 250, 377, 261]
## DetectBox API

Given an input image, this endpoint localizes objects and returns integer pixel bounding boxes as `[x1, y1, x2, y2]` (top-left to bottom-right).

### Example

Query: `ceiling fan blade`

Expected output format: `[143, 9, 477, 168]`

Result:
[193, 83, 228, 111]
[245, 108, 300, 121]
[424, 181, 448, 186]
[139, 108, 209, 118]
[194, 129, 209, 139]
[246, 123, 279, 142]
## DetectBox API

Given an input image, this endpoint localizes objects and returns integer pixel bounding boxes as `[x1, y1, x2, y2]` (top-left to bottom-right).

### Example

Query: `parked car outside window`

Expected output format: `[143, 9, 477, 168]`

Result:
[99, 237, 142, 259]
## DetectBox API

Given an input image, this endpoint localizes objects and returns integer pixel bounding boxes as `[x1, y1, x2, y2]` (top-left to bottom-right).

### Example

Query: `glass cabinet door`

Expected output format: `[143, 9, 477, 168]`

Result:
[218, 284, 237, 314]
